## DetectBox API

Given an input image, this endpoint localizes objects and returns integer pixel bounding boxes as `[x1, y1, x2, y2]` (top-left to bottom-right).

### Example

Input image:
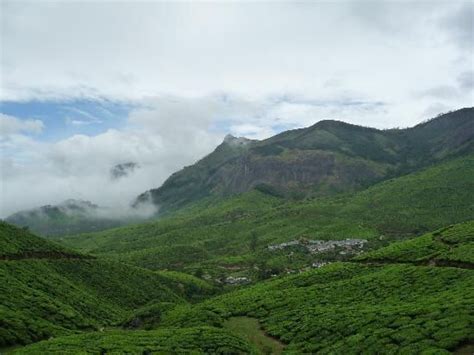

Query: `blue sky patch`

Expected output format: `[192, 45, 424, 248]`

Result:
[0, 99, 135, 141]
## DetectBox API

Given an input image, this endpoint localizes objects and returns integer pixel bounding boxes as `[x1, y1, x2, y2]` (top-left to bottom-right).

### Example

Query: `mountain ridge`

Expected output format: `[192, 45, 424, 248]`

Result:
[136, 108, 474, 215]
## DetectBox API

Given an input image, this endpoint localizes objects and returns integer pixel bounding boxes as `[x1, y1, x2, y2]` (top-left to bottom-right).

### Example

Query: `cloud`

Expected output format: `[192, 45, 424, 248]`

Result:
[1, 1, 472, 113]
[439, 2, 474, 50]
[457, 71, 474, 91]
[0, 113, 44, 136]
[0, 97, 226, 217]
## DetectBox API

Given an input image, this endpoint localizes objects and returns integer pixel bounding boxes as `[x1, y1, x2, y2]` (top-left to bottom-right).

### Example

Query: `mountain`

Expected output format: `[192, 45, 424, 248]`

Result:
[5, 199, 130, 237]
[135, 108, 473, 215]
[0, 221, 214, 348]
[59, 154, 474, 280]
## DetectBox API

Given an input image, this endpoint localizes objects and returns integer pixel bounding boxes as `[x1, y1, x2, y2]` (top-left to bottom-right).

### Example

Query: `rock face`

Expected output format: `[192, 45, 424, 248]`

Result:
[135, 108, 474, 214]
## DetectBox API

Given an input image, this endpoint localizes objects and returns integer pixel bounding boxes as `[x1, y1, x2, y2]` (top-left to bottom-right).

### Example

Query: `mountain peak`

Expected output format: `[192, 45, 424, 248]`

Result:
[223, 134, 253, 147]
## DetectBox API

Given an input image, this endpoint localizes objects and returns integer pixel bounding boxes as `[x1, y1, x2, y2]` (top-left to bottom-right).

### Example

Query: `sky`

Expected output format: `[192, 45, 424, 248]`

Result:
[0, 0, 473, 217]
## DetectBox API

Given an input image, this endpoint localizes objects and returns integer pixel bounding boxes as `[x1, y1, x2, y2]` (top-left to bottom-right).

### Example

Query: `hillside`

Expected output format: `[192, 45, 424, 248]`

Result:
[59, 154, 474, 281]
[355, 220, 474, 267]
[0, 222, 212, 348]
[136, 108, 473, 215]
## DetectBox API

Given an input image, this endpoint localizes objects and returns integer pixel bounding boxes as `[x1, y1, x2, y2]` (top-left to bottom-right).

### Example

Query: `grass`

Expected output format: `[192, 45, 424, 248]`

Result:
[223, 317, 285, 355]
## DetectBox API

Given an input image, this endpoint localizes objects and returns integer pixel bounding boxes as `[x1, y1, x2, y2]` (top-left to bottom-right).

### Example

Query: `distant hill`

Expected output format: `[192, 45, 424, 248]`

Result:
[135, 108, 474, 215]
[5, 199, 131, 237]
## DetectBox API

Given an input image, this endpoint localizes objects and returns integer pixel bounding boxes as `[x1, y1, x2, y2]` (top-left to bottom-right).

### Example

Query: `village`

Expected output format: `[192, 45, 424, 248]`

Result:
[267, 238, 368, 254]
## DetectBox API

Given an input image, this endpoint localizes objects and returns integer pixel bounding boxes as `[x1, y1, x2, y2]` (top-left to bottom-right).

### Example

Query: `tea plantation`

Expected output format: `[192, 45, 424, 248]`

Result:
[13, 326, 257, 354]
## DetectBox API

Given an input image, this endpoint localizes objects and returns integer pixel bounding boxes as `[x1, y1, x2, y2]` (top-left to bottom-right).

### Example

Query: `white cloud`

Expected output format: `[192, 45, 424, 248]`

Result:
[0, 98, 225, 217]
[0, 114, 44, 135]
[1, 1, 472, 122]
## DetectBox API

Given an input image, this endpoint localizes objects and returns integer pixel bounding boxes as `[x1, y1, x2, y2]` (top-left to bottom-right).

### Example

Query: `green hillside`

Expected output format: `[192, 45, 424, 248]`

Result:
[59, 155, 474, 280]
[355, 220, 474, 266]
[0, 223, 212, 348]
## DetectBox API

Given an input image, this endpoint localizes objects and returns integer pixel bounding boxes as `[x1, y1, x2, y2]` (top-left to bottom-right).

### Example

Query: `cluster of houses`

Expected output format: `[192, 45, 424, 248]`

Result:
[224, 276, 251, 285]
[267, 238, 368, 254]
